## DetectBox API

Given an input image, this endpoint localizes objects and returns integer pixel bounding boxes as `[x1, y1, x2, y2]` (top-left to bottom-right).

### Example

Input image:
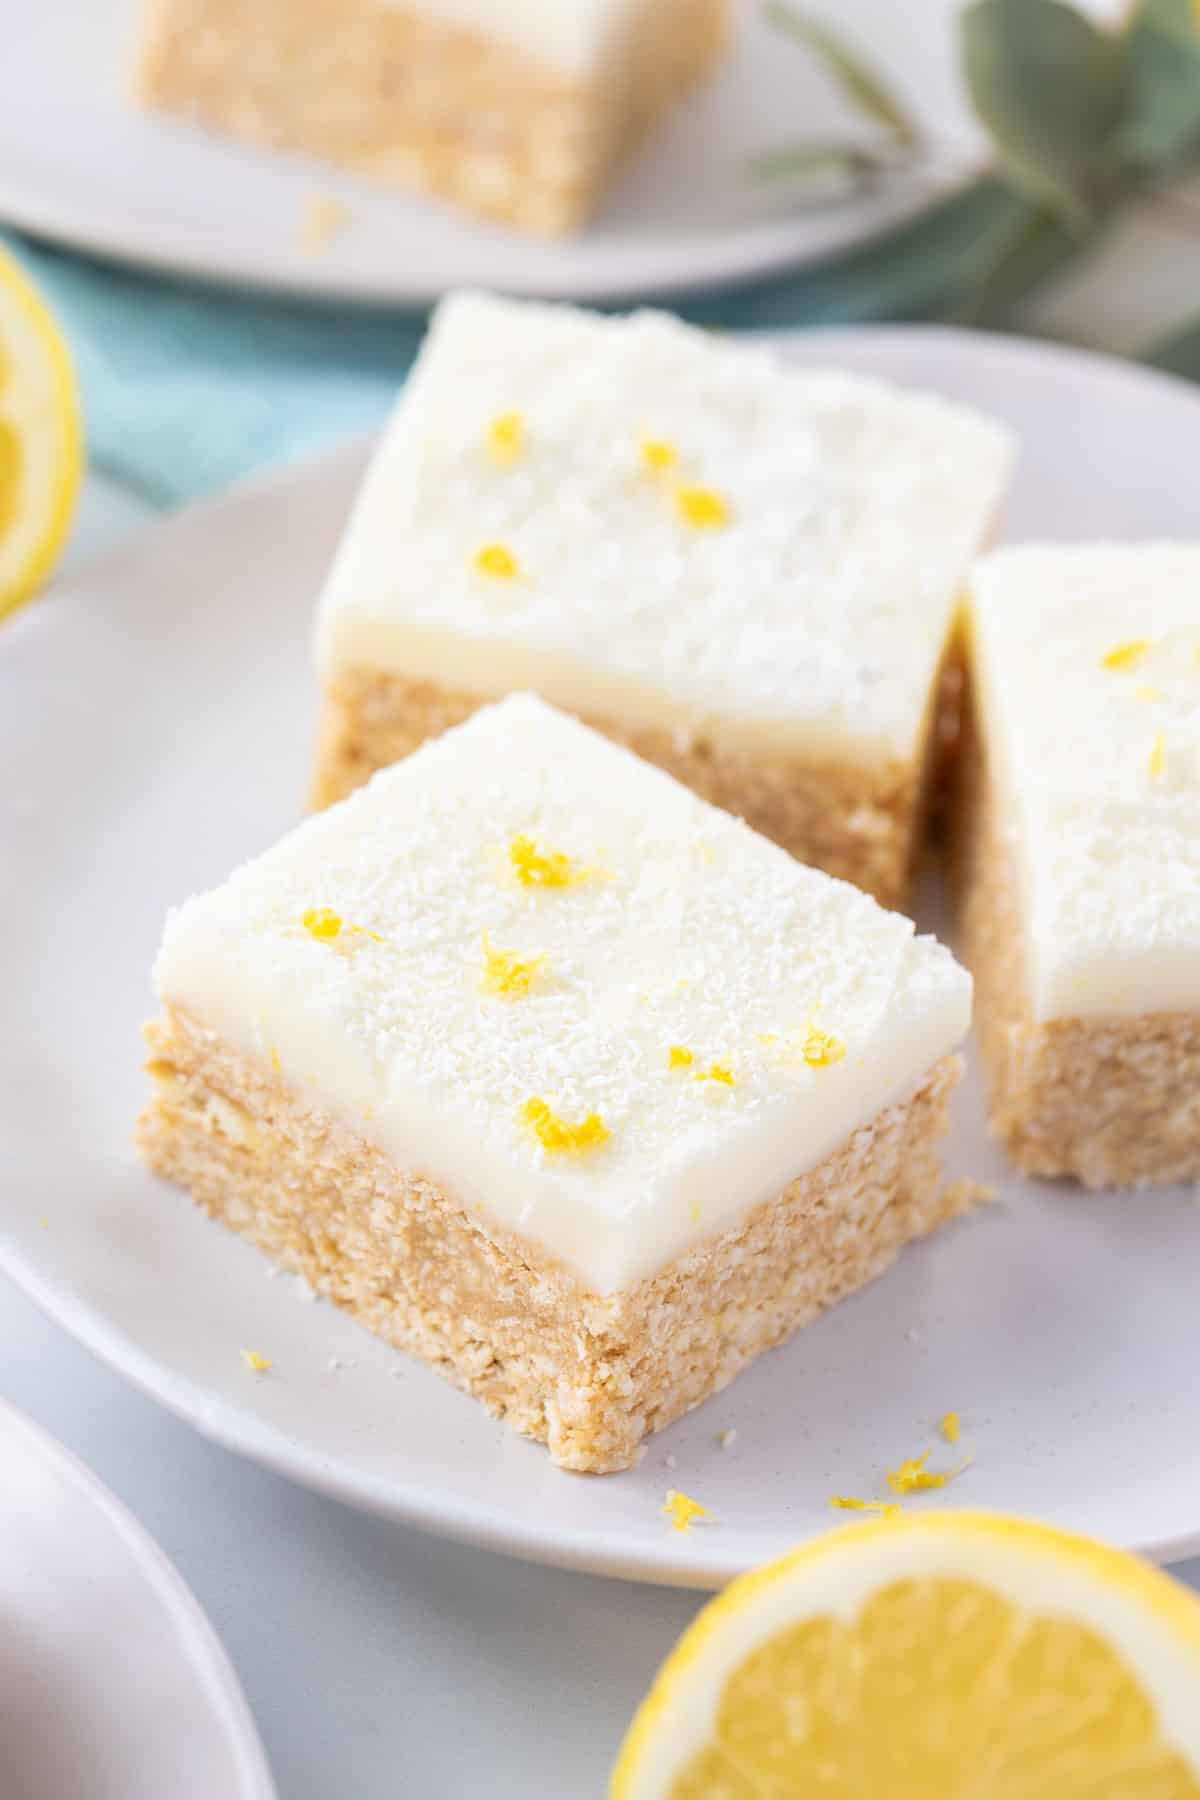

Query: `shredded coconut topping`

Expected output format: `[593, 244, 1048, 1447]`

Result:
[155, 695, 969, 1292]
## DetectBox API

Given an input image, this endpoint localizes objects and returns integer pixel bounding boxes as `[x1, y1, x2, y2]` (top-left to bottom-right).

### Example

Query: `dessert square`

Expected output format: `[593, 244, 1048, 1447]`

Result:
[959, 544, 1200, 1186]
[139, 694, 971, 1472]
[130, 0, 726, 235]
[312, 292, 1014, 909]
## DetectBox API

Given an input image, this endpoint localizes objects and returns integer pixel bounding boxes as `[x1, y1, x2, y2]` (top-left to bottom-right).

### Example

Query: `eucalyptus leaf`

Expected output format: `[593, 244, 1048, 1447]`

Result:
[750, 142, 894, 191]
[962, 0, 1129, 224]
[949, 198, 1087, 325]
[764, 2, 921, 146]
[1144, 313, 1200, 378]
[1118, 0, 1200, 167]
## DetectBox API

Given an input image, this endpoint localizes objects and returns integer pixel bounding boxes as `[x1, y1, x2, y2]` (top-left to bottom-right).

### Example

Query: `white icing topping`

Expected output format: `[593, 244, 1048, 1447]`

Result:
[380, 0, 647, 78]
[154, 695, 969, 1292]
[969, 544, 1200, 1021]
[317, 293, 1013, 765]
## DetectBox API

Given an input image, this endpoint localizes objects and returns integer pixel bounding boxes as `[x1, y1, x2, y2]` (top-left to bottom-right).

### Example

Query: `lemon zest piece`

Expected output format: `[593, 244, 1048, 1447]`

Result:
[269, 1047, 281, 1074]
[695, 1061, 735, 1086]
[301, 907, 381, 944]
[1149, 732, 1166, 777]
[668, 1045, 695, 1069]
[641, 437, 678, 473]
[830, 1496, 901, 1518]
[799, 1021, 847, 1068]
[887, 1450, 968, 1496]
[674, 484, 730, 529]
[302, 906, 342, 941]
[481, 933, 545, 998]
[663, 1489, 711, 1533]
[486, 411, 523, 466]
[1134, 683, 1162, 702]
[474, 542, 518, 579]
[508, 833, 582, 888]
[940, 1411, 961, 1445]
[521, 1097, 610, 1155]
[241, 1349, 271, 1374]
[1101, 639, 1150, 670]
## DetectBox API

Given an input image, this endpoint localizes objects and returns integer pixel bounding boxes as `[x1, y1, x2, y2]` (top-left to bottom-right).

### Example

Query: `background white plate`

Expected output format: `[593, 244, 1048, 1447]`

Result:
[0, 1, 977, 303]
[3, 327, 1200, 1590]
[0, 1400, 274, 1800]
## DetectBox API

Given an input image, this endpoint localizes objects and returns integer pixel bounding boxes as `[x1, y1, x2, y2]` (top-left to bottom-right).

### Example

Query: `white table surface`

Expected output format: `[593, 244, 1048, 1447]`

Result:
[7, 470, 1199, 1800]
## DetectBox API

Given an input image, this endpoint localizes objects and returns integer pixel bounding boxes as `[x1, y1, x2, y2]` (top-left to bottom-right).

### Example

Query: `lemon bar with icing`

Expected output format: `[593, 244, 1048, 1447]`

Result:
[139, 694, 971, 1472]
[130, 0, 726, 235]
[312, 292, 1014, 909]
[959, 544, 1200, 1186]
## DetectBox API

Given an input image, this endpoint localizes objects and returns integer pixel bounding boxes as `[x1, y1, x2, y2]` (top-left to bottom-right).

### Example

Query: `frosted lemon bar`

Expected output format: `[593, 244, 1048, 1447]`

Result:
[313, 292, 1014, 909]
[130, 0, 726, 235]
[139, 695, 972, 1472]
[960, 545, 1200, 1186]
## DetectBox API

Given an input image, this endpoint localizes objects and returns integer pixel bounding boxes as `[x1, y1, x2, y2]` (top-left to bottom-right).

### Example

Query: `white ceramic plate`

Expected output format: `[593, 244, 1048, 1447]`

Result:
[4, 327, 1200, 1591]
[0, 1, 979, 303]
[0, 1400, 274, 1799]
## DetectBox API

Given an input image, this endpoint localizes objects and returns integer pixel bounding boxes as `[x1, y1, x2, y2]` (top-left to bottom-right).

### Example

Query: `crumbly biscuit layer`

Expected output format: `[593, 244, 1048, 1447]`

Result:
[138, 1007, 965, 1472]
[132, 0, 725, 233]
[311, 670, 924, 908]
[957, 717, 1200, 1187]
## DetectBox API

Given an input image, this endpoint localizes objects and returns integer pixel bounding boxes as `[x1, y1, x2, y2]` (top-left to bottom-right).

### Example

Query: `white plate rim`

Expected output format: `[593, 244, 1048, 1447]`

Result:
[6, 323, 1200, 1591]
[0, 1397, 277, 1796]
[0, 0, 975, 305]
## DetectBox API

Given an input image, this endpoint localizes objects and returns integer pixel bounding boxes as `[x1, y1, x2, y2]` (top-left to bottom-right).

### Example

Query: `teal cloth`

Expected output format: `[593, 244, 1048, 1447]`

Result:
[6, 178, 1195, 508]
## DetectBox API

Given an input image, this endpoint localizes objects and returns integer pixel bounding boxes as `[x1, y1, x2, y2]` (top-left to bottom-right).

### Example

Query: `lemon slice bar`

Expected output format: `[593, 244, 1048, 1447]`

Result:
[313, 292, 1014, 909]
[139, 695, 971, 1472]
[130, 0, 726, 236]
[960, 545, 1200, 1185]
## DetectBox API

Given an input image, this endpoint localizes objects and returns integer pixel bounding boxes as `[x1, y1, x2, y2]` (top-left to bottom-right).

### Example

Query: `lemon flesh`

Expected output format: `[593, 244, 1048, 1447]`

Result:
[614, 1514, 1200, 1799]
[0, 246, 82, 622]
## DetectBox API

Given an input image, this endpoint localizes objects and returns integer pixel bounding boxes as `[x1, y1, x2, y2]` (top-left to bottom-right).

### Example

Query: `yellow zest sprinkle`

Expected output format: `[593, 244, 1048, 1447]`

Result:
[799, 1022, 847, 1068]
[486, 411, 523, 466]
[269, 1047, 281, 1073]
[641, 437, 678, 473]
[689, 1199, 702, 1224]
[674, 484, 730, 529]
[1149, 732, 1166, 777]
[668, 1045, 694, 1069]
[940, 1411, 961, 1445]
[756, 1032, 778, 1046]
[886, 1450, 966, 1496]
[481, 934, 545, 998]
[241, 1349, 271, 1374]
[508, 833, 580, 888]
[1134, 684, 1162, 702]
[302, 906, 342, 941]
[662, 1489, 711, 1533]
[521, 1097, 610, 1155]
[1101, 638, 1150, 670]
[830, 1496, 901, 1518]
[474, 542, 518, 579]
[695, 1061, 735, 1086]
[301, 907, 381, 945]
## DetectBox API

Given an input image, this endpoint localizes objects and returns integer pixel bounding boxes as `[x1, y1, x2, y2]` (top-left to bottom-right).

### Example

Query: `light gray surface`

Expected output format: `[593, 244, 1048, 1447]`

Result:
[3, 473, 1197, 1800]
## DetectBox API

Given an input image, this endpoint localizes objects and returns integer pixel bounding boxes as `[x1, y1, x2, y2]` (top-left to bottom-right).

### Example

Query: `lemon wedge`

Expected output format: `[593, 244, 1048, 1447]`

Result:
[0, 245, 82, 622]
[612, 1511, 1200, 1797]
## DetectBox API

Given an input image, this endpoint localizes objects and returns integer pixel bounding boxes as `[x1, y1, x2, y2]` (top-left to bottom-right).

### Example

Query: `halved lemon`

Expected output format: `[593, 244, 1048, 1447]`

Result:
[0, 245, 82, 622]
[613, 1511, 1200, 1797]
